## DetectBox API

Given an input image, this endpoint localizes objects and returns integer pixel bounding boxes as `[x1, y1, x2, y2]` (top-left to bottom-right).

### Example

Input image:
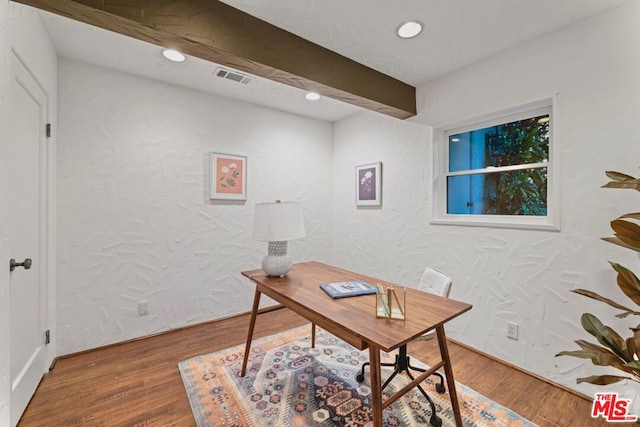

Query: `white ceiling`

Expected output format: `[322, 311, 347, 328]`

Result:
[37, 0, 630, 122]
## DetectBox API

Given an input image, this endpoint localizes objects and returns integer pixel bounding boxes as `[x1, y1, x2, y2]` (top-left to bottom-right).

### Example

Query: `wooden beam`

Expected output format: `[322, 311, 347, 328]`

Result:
[16, 0, 416, 119]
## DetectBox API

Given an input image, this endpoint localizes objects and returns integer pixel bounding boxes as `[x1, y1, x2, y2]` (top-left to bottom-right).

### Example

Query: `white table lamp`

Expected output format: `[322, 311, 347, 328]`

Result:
[253, 200, 305, 277]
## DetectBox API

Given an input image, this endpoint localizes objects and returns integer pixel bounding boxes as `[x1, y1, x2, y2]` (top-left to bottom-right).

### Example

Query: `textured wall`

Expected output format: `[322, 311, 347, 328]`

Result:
[57, 59, 333, 355]
[332, 1, 640, 402]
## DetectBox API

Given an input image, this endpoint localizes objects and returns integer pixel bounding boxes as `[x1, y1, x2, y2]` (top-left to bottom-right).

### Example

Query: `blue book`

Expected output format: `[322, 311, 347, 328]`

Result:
[320, 280, 376, 299]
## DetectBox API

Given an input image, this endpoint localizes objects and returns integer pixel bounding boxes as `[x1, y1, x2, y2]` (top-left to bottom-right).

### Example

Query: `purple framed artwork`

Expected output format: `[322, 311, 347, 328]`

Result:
[356, 162, 382, 206]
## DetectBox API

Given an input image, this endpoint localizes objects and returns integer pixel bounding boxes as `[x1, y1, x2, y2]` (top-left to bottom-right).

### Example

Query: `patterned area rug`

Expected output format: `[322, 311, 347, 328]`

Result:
[178, 325, 537, 426]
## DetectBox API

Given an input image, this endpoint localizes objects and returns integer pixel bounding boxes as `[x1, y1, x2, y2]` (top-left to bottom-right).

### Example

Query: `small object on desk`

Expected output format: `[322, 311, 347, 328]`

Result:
[319, 280, 377, 299]
[376, 285, 406, 320]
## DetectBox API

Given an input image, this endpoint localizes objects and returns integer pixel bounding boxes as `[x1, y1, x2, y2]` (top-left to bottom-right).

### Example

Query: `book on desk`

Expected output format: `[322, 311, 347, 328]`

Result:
[319, 280, 377, 299]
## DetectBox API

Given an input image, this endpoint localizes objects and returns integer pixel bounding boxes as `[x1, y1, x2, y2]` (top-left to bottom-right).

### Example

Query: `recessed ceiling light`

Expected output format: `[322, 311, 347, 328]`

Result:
[396, 20, 424, 39]
[305, 92, 321, 101]
[451, 137, 460, 142]
[537, 116, 550, 124]
[162, 49, 186, 62]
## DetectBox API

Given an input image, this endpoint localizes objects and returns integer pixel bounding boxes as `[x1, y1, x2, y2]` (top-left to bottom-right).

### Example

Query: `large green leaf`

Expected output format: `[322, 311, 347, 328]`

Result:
[577, 375, 632, 385]
[605, 325, 628, 356]
[619, 212, 640, 221]
[581, 313, 630, 362]
[602, 237, 640, 253]
[571, 289, 640, 318]
[612, 219, 640, 249]
[624, 360, 640, 370]
[556, 350, 621, 366]
[556, 339, 623, 366]
[610, 262, 640, 307]
[601, 180, 640, 191]
[605, 171, 636, 181]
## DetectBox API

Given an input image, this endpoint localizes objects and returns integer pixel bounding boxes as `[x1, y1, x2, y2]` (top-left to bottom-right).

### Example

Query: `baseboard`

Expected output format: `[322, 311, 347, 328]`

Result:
[48, 303, 286, 370]
[447, 337, 593, 402]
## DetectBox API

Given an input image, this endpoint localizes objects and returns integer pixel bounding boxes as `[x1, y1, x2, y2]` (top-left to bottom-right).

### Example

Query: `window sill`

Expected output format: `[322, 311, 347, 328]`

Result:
[430, 215, 560, 231]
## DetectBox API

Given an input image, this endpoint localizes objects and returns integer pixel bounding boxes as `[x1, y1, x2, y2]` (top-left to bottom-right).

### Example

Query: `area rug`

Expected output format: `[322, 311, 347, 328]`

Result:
[178, 325, 537, 426]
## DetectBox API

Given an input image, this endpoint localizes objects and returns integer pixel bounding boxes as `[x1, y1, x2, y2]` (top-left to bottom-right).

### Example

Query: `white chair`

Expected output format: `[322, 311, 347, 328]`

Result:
[418, 267, 452, 340]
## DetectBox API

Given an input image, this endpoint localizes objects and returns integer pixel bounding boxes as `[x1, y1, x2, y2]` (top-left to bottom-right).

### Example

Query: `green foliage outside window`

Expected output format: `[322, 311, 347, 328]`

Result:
[485, 116, 549, 216]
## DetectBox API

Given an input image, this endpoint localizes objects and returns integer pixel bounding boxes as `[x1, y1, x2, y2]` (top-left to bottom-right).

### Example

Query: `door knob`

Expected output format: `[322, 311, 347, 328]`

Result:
[9, 258, 32, 272]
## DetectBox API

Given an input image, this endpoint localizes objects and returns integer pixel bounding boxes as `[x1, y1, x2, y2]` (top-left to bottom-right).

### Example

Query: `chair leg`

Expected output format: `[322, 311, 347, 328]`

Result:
[311, 323, 316, 348]
[355, 360, 396, 383]
[356, 347, 444, 427]
[405, 368, 442, 427]
[407, 359, 446, 393]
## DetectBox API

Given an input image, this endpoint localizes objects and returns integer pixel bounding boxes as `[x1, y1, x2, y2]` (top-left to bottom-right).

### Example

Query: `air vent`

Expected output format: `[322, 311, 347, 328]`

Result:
[215, 67, 252, 85]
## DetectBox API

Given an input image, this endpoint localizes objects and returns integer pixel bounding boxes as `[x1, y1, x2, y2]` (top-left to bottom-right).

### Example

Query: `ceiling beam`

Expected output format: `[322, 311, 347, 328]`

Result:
[15, 0, 417, 119]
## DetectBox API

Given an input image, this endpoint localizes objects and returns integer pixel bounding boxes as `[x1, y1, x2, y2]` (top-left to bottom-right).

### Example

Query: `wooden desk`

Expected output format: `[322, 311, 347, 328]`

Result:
[240, 261, 472, 427]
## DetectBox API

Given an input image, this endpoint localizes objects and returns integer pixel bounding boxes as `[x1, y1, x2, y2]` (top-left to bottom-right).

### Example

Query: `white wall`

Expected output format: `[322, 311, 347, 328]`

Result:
[0, 2, 10, 423]
[333, 0, 640, 401]
[57, 59, 334, 355]
[0, 3, 58, 425]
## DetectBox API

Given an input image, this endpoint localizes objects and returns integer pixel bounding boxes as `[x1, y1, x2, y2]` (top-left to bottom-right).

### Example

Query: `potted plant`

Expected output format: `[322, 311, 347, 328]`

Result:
[556, 170, 640, 385]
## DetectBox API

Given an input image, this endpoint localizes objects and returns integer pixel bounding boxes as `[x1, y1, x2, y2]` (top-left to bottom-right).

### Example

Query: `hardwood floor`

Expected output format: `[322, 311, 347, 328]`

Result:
[18, 307, 619, 426]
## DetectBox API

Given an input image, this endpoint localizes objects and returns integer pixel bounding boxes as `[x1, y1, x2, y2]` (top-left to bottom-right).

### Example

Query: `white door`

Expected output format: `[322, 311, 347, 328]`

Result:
[8, 52, 48, 427]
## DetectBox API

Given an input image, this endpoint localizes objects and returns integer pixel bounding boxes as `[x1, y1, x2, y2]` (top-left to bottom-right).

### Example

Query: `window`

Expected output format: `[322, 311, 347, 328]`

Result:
[432, 100, 558, 230]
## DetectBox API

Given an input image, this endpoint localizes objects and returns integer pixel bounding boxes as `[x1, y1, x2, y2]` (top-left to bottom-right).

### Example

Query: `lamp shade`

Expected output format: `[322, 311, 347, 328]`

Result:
[253, 201, 305, 242]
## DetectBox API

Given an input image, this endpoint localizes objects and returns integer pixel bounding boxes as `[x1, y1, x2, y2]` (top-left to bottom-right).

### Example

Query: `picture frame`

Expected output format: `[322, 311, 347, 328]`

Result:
[356, 162, 382, 206]
[209, 152, 247, 200]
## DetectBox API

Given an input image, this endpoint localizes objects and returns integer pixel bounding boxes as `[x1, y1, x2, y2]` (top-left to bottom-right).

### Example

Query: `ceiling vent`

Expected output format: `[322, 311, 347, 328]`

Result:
[215, 67, 252, 84]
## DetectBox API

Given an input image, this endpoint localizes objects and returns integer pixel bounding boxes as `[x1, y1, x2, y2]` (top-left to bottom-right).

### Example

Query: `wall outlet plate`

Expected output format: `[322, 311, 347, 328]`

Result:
[138, 300, 149, 316]
[507, 321, 518, 340]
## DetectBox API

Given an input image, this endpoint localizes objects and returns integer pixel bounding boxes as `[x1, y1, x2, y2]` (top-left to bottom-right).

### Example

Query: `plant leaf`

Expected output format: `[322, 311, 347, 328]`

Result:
[605, 326, 628, 357]
[555, 350, 620, 366]
[571, 289, 636, 313]
[581, 313, 630, 362]
[556, 340, 623, 366]
[624, 360, 640, 369]
[602, 237, 640, 253]
[626, 336, 637, 362]
[610, 262, 640, 307]
[611, 219, 640, 248]
[605, 171, 636, 181]
[616, 310, 640, 319]
[619, 212, 640, 221]
[628, 327, 640, 366]
[577, 375, 630, 385]
[602, 179, 640, 191]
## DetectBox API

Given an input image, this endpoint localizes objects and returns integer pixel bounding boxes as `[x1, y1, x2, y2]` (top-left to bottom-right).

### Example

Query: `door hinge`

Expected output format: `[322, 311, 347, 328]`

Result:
[45, 330, 50, 344]
[45, 123, 51, 138]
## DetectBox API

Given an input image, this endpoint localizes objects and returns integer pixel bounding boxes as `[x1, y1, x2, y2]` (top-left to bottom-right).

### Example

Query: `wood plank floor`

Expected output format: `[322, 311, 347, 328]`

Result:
[18, 307, 622, 426]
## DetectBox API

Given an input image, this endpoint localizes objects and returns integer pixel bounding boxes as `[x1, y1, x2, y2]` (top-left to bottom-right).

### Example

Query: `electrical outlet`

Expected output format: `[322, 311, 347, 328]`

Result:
[507, 321, 518, 340]
[138, 300, 149, 316]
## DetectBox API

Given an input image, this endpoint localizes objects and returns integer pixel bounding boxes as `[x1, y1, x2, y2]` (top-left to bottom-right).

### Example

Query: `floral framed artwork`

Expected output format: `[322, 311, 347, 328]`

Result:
[356, 162, 382, 206]
[209, 152, 247, 200]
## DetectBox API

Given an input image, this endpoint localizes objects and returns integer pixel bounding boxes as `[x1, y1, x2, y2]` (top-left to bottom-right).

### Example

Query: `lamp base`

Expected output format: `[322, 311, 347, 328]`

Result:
[262, 241, 292, 277]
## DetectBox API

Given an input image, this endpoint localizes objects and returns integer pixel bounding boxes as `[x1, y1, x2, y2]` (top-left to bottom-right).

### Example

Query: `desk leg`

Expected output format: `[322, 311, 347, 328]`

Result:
[368, 345, 383, 427]
[436, 325, 463, 427]
[240, 288, 261, 377]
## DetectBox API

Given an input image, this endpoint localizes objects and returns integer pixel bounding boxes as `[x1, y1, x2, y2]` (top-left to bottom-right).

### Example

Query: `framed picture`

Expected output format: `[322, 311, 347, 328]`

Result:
[209, 152, 247, 200]
[356, 162, 382, 206]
